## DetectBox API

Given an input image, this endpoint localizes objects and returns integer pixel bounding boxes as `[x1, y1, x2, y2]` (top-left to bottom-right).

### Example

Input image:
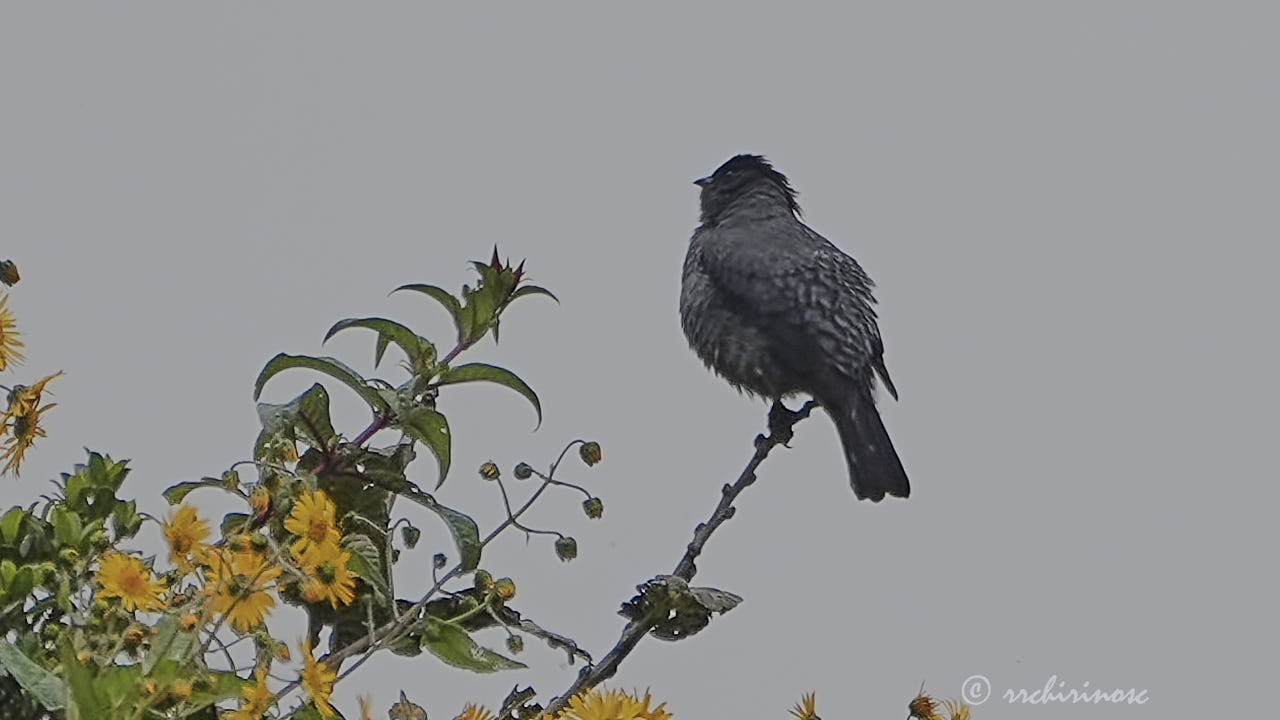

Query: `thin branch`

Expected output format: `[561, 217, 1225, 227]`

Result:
[544, 401, 817, 715]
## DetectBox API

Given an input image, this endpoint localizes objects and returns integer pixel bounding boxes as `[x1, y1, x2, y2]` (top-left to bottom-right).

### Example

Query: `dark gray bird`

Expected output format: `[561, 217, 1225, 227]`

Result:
[680, 154, 908, 501]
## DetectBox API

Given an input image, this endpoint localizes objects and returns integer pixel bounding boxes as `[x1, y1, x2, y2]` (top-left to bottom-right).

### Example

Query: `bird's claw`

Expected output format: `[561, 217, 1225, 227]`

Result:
[767, 401, 801, 446]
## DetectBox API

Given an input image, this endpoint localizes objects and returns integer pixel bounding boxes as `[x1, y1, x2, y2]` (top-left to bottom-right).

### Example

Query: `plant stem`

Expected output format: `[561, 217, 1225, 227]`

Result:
[543, 401, 817, 715]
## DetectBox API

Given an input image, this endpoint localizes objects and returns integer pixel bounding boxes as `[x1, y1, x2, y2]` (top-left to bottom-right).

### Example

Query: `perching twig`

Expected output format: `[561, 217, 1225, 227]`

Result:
[544, 400, 818, 715]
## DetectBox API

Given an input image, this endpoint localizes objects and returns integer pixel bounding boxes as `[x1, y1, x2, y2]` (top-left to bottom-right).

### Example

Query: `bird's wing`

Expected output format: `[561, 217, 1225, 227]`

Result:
[698, 221, 892, 393]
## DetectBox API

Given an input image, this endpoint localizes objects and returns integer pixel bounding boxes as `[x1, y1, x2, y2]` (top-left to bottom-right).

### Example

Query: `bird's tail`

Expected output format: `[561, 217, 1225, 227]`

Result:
[829, 393, 909, 502]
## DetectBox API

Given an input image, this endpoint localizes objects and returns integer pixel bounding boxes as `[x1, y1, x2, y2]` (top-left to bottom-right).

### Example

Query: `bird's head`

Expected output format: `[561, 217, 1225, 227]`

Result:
[695, 154, 800, 223]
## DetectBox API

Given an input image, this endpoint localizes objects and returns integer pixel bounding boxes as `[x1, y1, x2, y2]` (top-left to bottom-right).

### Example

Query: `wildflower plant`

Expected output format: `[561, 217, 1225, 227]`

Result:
[0, 252, 972, 719]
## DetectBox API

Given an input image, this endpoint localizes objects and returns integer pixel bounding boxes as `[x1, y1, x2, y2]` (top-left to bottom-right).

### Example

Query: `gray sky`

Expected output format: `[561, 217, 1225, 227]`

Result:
[3, 3, 1276, 719]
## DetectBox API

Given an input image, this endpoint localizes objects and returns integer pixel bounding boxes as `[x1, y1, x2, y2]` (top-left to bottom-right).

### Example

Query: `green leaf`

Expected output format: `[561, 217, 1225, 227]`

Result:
[398, 406, 450, 487]
[509, 284, 559, 303]
[50, 507, 82, 547]
[4, 564, 35, 600]
[342, 533, 391, 602]
[60, 640, 106, 719]
[393, 284, 464, 340]
[425, 503, 481, 572]
[619, 575, 743, 641]
[256, 383, 338, 453]
[435, 363, 542, 429]
[420, 617, 526, 672]
[161, 479, 223, 505]
[0, 639, 64, 710]
[110, 499, 141, 540]
[254, 353, 390, 413]
[220, 512, 251, 537]
[185, 670, 251, 714]
[0, 506, 24, 546]
[324, 317, 434, 369]
[143, 616, 198, 674]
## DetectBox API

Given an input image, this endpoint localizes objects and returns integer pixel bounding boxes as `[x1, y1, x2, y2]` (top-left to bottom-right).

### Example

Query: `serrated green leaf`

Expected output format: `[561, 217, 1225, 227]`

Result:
[254, 353, 389, 413]
[324, 317, 434, 369]
[420, 617, 526, 673]
[435, 363, 542, 429]
[425, 503, 481, 572]
[398, 406, 450, 487]
[509, 284, 559, 303]
[342, 533, 391, 602]
[0, 639, 63, 710]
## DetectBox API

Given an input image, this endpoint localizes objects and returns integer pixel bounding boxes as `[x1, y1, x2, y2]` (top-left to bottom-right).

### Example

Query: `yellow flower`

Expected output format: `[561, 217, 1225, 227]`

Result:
[555, 688, 670, 720]
[301, 638, 338, 718]
[203, 548, 283, 633]
[95, 553, 165, 612]
[0, 294, 24, 370]
[162, 505, 211, 572]
[226, 667, 273, 720]
[299, 546, 357, 609]
[454, 703, 495, 720]
[4, 370, 61, 416]
[790, 692, 819, 720]
[284, 490, 340, 558]
[942, 699, 970, 720]
[0, 371, 62, 476]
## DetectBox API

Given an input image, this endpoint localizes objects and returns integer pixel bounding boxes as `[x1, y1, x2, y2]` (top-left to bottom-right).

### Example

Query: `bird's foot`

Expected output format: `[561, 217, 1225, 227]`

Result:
[767, 400, 804, 447]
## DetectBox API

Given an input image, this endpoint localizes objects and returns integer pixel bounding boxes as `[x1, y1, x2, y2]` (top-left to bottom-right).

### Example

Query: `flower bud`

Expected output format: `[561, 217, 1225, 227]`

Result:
[250, 532, 270, 552]
[0, 260, 19, 286]
[473, 569, 493, 592]
[181, 614, 199, 631]
[579, 441, 601, 467]
[478, 461, 500, 480]
[554, 536, 578, 562]
[513, 462, 533, 480]
[433, 553, 447, 570]
[170, 679, 193, 701]
[506, 635, 524, 654]
[250, 487, 272, 520]
[582, 497, 604, 519]
[123, 624, 148, 649]
[493, 577, 516, 602]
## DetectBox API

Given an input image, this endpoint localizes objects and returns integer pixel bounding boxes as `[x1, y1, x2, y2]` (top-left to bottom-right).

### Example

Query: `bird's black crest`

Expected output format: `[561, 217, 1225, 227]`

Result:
[708, 154, 801, 217]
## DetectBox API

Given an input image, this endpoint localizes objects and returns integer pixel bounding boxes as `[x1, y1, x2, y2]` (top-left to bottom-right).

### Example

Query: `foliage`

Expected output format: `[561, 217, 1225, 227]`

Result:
[0, 252, 965, 720]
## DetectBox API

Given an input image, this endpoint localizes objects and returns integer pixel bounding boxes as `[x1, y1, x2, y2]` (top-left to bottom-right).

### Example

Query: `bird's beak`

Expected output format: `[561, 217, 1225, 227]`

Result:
[693, 176, 711, 188]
